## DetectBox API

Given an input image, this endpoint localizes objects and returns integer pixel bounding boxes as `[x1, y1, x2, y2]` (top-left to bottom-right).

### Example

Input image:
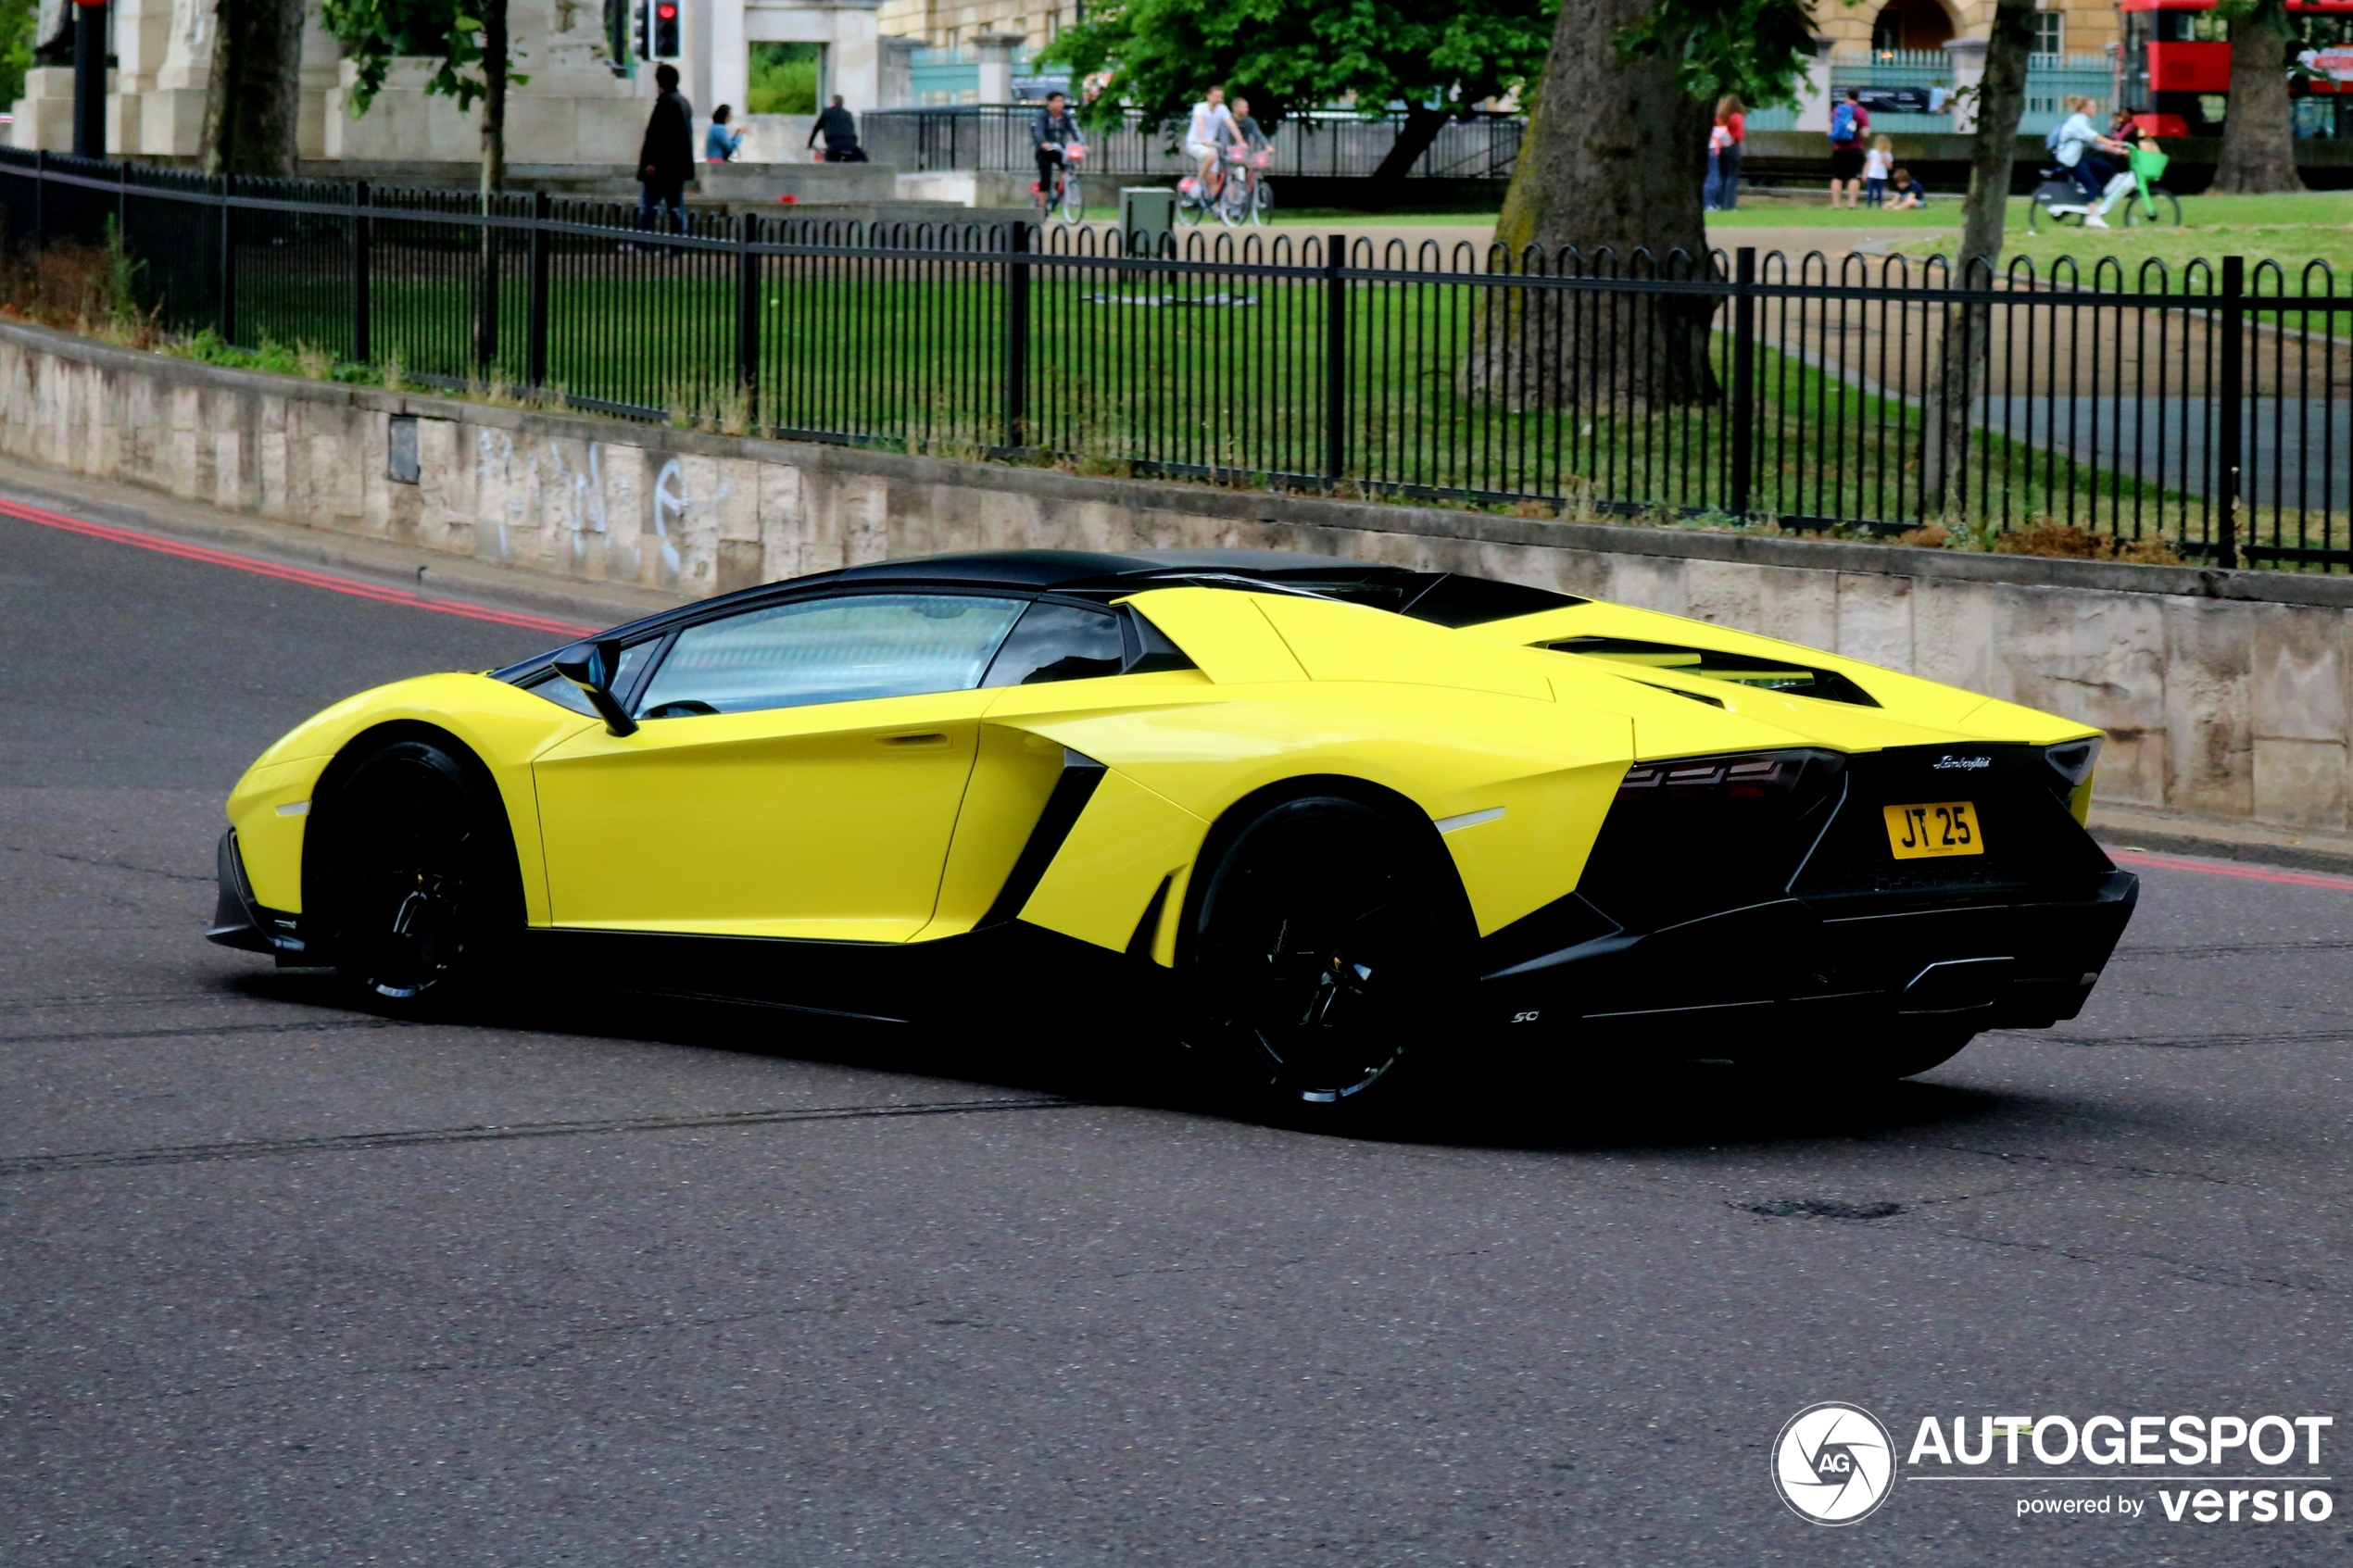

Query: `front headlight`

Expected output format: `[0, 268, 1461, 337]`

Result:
[2044, 736, 2102, 795]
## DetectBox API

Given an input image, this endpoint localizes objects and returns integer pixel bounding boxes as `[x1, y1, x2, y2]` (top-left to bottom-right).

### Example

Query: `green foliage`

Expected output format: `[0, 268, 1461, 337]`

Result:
[748, 43, 820, 116]
[1615, 0, 1821, 110]
[1039, 0, 1555, 129]
[321, 0, 527, 115]
[0, 0, 34, 111]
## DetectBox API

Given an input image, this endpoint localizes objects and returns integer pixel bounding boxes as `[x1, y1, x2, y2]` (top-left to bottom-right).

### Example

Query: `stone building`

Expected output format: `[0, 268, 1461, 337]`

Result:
[1821, 0, 2119, 58]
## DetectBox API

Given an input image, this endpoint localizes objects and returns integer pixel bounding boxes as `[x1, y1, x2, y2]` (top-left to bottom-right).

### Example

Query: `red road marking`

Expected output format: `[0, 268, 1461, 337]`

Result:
[0, 495, 600, 638]
[2109, 847, 2353, 892]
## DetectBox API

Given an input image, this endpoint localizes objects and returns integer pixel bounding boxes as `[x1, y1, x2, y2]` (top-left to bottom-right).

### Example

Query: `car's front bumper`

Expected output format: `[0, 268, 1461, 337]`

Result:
[1477, 869, 2139, 1052]
[206, 829, 310, 960]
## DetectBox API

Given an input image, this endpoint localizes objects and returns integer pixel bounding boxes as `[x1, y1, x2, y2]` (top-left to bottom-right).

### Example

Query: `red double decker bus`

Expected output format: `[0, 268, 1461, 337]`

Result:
[2122, 0, 2353, 138]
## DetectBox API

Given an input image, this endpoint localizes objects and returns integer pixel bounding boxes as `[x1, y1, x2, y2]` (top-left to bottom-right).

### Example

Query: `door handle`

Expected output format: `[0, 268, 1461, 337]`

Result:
[877, 732, 949, 748]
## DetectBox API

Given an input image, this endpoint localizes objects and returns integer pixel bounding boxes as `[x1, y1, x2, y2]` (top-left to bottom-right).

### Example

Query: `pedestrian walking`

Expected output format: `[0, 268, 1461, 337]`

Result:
[1828, 88, 1869, 208]
[1705, 118, 1733, 211]
[808, 95, 866, 162]
[1714, 94, 1744, 211]
[637, 63, 694, 233]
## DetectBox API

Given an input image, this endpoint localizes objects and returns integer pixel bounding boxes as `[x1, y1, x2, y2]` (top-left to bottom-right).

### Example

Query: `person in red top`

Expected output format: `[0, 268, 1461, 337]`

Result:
[1707, 94, 1747, 212]
[1828, 88, 1869, 208]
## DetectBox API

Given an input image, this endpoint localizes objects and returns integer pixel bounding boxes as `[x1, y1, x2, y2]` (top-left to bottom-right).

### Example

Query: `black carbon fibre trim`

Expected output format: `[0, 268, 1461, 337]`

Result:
[979, 748, 1108, 928]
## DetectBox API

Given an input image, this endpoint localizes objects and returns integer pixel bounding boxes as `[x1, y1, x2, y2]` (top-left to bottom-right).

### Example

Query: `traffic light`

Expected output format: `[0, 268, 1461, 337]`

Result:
[651, 0, 680, 58]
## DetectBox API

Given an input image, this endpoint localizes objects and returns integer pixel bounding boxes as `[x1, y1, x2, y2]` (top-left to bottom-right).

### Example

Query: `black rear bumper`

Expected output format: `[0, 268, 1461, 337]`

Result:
[1476, 869, 2137, 1050]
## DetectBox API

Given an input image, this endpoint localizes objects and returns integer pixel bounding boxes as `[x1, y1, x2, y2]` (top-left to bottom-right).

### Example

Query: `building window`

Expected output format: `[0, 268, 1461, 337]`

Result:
[2032, 10, 2062, 58]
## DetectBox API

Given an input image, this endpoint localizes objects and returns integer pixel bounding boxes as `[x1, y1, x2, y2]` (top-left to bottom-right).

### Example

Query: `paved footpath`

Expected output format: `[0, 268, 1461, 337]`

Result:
[2, 470, 2349, 1565]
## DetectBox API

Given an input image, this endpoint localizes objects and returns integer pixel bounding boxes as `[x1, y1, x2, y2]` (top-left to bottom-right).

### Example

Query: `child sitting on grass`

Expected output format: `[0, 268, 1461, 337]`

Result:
[1885, 167, 1929, 209]
[1863, 135, 1894, 207]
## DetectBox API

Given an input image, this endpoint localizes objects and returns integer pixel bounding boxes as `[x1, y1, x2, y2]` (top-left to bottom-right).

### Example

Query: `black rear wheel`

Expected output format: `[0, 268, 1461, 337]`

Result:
[320, 739, 519, 1010]
[1184, 795, 1465, 1115]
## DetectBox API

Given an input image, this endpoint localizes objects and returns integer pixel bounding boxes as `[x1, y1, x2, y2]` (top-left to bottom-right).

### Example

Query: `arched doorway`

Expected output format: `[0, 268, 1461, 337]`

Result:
[1870, 0, 1956, 53]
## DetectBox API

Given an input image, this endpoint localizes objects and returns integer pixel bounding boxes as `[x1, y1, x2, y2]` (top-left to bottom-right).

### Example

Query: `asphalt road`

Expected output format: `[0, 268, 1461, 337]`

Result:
[4, 483, 2350, 1566]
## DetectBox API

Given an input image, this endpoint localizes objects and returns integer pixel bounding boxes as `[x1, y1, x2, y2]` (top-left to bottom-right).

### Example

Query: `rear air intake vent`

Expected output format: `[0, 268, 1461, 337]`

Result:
[1541, 636, 1881, 708]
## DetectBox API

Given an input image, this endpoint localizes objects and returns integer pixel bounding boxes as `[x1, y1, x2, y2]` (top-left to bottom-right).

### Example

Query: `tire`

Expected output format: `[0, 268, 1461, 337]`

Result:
[316, 737, 521, 1011]
[2123, 186, 2181, 227]
[1059, 175, 1083, 224]
[1215, 176, 1245, 226]
[1182, 794, 1466, 1116]
[1252, 178, 1274, 225]
[1179, 191, 1205, 227]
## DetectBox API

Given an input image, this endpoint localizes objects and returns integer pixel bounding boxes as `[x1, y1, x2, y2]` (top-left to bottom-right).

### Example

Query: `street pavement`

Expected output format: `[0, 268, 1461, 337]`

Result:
[2, 479, 2349, 1565]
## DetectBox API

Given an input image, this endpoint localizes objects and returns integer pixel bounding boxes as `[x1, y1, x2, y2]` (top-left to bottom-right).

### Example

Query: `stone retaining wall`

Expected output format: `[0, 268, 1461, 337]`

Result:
[6, 319, 2350, 831]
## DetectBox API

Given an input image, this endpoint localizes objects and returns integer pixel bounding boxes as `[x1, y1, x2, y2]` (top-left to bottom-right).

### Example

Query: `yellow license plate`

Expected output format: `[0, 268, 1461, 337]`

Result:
[1882, 801, 1984, 859]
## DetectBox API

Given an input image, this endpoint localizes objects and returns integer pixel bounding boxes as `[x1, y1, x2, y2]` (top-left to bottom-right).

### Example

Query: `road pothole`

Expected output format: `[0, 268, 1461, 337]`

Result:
[1740, 1198, 1906, 1221]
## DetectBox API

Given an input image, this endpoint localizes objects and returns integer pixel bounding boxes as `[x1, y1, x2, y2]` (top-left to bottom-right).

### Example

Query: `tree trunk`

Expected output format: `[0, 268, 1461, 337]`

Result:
[2213, 3, 2305, 194]
[1461, 0, 1716, 408]
[475, 0, 509, 375]
[1366, 103, 1450, 194]
[201, 0, 306, 177]
[1921, 0, 2037, 513]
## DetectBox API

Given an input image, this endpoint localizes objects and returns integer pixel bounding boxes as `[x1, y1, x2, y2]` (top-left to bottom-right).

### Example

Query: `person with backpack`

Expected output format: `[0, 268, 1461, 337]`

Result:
[1828, 89, 1869, 209]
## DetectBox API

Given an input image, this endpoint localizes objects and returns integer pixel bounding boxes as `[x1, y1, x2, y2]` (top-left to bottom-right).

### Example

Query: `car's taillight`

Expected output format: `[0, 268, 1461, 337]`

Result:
[1617, 751, 1826, 800]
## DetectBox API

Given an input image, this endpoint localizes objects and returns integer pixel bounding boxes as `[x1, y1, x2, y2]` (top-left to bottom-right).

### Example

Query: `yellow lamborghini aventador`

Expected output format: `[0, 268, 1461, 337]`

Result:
[209, 549, 2134, 1110]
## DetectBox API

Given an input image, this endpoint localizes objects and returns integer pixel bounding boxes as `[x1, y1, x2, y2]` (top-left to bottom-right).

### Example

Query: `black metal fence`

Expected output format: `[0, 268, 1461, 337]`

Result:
[861, 107, 1524, 183]
[4, 147, 2348, 571]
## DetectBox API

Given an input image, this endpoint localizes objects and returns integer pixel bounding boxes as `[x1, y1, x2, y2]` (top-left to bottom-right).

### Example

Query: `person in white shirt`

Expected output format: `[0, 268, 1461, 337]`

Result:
[1186, 87, 1236, 200]
[2053, 96, 2130, 227]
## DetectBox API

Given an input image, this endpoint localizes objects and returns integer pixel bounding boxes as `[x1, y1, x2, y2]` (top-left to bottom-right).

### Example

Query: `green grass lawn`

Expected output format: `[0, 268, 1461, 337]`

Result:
[1887, 190, 2353, 286]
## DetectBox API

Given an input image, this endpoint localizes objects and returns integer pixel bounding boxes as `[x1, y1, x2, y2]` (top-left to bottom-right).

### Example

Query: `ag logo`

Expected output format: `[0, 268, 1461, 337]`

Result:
[1772, 1402, 1894, 1524]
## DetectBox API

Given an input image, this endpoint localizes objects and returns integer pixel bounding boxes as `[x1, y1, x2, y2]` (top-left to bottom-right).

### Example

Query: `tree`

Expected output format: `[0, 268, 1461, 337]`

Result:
[204, 0, 308, 177]
[1040, 0, 1555, 195]
[323, 0, 525, 370]
[321, 0, 524, 198]
[2212, 0, 2306, 194]
[0, 0, 39, 113]
[1921, 0, 2036, 509]
[1462, 0, 1813, 408]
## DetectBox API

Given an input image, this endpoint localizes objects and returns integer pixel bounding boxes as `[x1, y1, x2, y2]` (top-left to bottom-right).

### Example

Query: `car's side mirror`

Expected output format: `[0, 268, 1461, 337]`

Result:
[550, 639, 639, 736]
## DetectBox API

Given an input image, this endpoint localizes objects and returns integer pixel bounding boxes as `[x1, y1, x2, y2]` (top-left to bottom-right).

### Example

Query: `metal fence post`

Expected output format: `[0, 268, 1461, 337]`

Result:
[2216, 255, 2244, 571]
[1730, 245, 1756, 518]
[116, 158, 128, 245]
[526, 188, 551, 390]
[1003, 220, 1029, 449]
[218, 174, 237, 345]
[1324, 232, 1349, 486]
[350, 182, 371, 364]
[735, 211, 761, 430]
[32, 150, 45, 249]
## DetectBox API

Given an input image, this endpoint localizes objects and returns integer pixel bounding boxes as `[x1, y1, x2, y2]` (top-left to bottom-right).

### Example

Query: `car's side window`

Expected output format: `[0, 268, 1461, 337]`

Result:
[633, 593, 1027, 718]
[982, 601, 1128, 687]
[524, 639, 658, 717]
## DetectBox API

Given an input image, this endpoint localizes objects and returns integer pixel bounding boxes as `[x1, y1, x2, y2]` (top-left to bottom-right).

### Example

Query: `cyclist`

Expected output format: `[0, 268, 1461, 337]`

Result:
[1185, 85, 1236, 206]
[1033, 89, 1085, 214]
[1221, 94, 1271, 211]
[2051, 96, 2130, 228]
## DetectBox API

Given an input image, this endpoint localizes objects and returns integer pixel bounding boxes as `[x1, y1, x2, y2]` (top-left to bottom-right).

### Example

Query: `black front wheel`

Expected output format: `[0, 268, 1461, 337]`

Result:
[319, 738, 520, 1011]
[2122, 186, 2182, 227]
[1183, 795, 1466, 1117]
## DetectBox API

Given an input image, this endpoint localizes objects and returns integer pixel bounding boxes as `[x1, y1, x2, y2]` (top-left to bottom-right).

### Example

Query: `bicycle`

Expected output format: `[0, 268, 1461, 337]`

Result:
[1035, 142, 1087, 225]
[2026, 144, 2180, 232]
[1215, 144, 1275, 226]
